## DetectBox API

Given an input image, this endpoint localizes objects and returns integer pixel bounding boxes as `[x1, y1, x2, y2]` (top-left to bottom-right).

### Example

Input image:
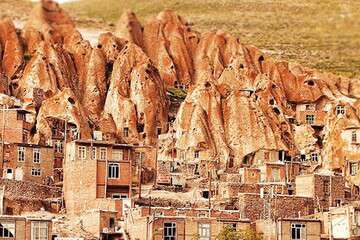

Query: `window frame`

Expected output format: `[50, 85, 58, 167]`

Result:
[352, 131, 357, 143]
[291, 223, 306, 240]
[31, 221, 48, 240]
[91, 147, 97, 160]
[311, 153, 318, 162]
[194, 150, 200, 159]
[350, 162, 358, 176]
[78, 146, 86, 160]
[18, 146, 25, 162]
[336, 105, 345, 115]
[31, 168, 41, 177]
[55, 140, 63, 153]
[305, 114, 315, 125]
[198, 222, 211, 240]
[0, 221, 15, 238]
[100, 147, 107, 160]
[272, 168, 281, 182]
[108, 163, 120, 179]
[33, 148, 41, 163]
[163, 222, 176, 240]
[112, 149, 123, 161]
[123, 127, 129, 137]
[112, 193, 128, 199]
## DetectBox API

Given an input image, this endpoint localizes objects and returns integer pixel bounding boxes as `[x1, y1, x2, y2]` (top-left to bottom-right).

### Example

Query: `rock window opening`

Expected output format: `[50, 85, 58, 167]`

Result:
[305, 79, 315, 86]
[67, 97, 75, 105]
[228, 157, 234, 168]
[157, 127, 162, 136]
[137, 123, 144, 133]
[109, 218, 115, 228]
[123, 127, 129, 137]
[194, 150, 200, 159]
[273, 107, 281, 115]
[202, 190, 209, 199]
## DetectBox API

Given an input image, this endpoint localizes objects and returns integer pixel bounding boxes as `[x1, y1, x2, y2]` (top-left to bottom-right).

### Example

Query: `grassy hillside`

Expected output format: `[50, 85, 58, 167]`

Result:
[1, 0, 359, 78]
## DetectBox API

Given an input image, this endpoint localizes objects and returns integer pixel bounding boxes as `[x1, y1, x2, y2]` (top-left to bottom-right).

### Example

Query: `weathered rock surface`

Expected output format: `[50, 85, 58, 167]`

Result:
[2, 0, 360, 177]
[143, 10, 198, 88]
[0, 18, 24, 81]
[14, 41, 77, 110]
[103, 43, 168, 145]
[33, 88, 92, 143]
[23, 0, 76, 53]
[115, 11, 143, 49]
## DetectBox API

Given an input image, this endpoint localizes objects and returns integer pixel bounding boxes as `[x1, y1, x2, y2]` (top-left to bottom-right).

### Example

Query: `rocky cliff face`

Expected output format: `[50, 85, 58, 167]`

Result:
[0, 0, 359, 174]
[103, 43, 168, 145]
[143, 10, 198, 88]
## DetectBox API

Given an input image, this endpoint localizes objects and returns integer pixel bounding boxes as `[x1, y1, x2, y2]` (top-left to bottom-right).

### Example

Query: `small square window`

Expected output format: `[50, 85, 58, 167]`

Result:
[194, 150, 200, 158]
[336, 105, 345, 115]
[31, 168, 41, 177]
[305, 114, 315, 125]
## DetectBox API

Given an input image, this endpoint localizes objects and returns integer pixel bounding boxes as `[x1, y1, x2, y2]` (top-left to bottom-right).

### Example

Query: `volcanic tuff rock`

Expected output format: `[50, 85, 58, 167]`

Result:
[14, 41, 77, 110]
[0, 0, 360, 174]
[143, 10, 199, 88]
[98, 32, 126, 65]
[115, 11, 143, 49]
[65, 31, 107, 121]
[0, 18, 23, 81]
[23, 0, 76, 53]
[33, 88, 92, 144]
[103, 43, 168, 145]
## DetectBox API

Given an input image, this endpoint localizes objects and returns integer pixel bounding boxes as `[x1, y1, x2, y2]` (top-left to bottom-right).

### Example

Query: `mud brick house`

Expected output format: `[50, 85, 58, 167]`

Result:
[259, 162, 287, 183]
[0, 107, 32, 144]
[64, 139, 134, 217]
[238, 167, 261, 184]
[1, 143, 54, 185]
[295, 101, 330, 127]
[256, 218, 321, 240]
[0, 215, 52, 240]
[312, 203, 360, 239]
[295, 173, 345, 211]
[45, 117, 81, 185]
[125, 206, 251, 240]
[72, 209, 124, 239]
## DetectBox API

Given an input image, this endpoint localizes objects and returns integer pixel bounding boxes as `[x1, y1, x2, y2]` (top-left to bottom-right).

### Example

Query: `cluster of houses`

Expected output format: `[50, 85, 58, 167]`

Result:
[0, 99, 359, 240]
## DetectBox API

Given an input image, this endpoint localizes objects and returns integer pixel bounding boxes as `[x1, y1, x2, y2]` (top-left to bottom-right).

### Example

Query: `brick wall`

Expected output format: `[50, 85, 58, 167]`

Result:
[237, 193, 315, 221]
[2, 143, 54, 184]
